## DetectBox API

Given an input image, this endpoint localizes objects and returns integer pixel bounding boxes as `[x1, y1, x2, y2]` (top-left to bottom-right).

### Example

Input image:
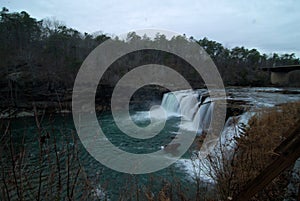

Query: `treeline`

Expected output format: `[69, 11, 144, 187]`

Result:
[0, 8, 109, 91]
[1, 7, 300, 97]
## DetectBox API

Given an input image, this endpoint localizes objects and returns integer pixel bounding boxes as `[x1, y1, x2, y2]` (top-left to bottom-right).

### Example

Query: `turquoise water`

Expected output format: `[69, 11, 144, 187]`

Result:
[99, 111, 181, 154]
[6, 111, 202, 200]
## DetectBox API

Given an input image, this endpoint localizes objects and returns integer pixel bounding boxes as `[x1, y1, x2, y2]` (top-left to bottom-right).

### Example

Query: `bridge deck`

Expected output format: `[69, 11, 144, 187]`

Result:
[262, 65, 300, 72]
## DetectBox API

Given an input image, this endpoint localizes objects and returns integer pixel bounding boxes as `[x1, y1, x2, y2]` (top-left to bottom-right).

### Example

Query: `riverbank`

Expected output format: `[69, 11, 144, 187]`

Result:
[1, 86, 299, 119]
[208, 101, 300, 200]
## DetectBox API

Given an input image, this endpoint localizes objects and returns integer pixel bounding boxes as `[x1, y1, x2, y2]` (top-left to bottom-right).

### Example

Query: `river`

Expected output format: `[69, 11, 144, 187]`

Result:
[1, 87, 300, 200]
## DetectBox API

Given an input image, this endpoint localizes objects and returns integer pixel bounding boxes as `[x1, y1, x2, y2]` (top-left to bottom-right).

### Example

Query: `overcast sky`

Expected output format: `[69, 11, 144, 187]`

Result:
[2, 0, 300, 57]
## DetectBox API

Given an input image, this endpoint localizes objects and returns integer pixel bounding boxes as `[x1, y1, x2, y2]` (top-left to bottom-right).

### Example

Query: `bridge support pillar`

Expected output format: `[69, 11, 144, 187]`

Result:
[271, 72, 290, 85]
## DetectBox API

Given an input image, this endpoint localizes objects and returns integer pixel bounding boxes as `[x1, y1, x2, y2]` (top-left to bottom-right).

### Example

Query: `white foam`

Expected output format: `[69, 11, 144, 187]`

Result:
[178, 112, 255, 183]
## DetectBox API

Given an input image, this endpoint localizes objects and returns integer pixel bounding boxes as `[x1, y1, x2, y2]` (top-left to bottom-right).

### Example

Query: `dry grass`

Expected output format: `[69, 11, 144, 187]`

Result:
[207, 101, 300, 200]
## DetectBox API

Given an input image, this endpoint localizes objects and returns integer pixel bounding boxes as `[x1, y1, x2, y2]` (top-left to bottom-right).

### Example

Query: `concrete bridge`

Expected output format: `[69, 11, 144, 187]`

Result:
[262, 65, 300, 85]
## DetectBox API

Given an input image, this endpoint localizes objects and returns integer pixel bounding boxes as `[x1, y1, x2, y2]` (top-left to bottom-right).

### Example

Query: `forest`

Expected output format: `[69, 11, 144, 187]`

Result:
[1, 7, 300, 109]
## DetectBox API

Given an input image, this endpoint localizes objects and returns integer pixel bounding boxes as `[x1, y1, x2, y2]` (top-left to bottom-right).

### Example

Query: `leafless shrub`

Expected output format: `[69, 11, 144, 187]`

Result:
[0, 113, 104, 201]
[205, 102, 300, 200]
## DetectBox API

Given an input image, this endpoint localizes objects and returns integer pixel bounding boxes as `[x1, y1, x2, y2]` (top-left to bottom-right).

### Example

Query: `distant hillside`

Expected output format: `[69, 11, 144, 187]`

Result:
[1, 7, 300, 108]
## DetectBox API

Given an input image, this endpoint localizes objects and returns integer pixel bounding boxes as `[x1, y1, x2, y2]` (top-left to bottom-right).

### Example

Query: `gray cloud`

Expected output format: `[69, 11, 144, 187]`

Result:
[2, 0, 300, 57]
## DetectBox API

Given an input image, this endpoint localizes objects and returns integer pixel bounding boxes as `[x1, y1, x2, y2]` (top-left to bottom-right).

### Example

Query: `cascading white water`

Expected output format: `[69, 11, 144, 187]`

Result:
[179, 94, 199, 120]
[191, 100, 210, 132]
[160, 92, 180, 115]
[160, 90, 213, 134]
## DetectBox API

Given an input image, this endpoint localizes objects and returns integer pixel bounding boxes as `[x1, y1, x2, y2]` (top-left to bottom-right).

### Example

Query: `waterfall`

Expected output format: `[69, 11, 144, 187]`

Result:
[179, 94, 199, 120]
[160, 90, 213, 134]
[191, 99, 212, 133]
[161, 92, 180, 115]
